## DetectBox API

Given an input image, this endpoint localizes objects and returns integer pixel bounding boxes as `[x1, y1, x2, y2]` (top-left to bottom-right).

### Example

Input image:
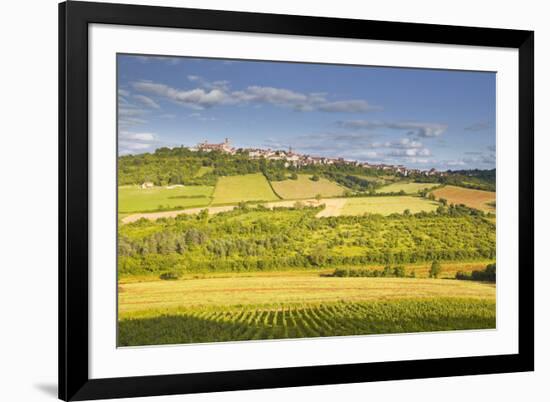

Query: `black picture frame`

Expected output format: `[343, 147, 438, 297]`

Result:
[59, 1, 534, 400]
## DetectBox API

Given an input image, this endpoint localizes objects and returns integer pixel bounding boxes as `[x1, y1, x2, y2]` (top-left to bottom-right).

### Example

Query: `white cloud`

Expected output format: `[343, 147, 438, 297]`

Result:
[119, 141, 152, 151]
[133, 94, 160, 109]
[132, 80, 377, 113]
[234, 86, 309, 105]
[118, 131, 158, 154]
[133, 81, 227, 110]
[318, 100, 376, 113]
[338, 120, 447, 138]
[120, 131, 156, 141]
[388, 148, 431, 157]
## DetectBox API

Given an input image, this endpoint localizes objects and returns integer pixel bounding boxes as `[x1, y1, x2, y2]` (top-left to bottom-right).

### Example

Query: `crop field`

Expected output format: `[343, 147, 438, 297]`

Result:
[211, 174, 280, 205]
[118, 274, 495, 346]
[376, 181, 439, 194]
[118, 275, 495, 313]
[341, 196, 439, 216]
[118, 185, 214, 213]
[119, 299, 496, 346]
[431, 185, 496, 212]
[271, 174, 346, 199]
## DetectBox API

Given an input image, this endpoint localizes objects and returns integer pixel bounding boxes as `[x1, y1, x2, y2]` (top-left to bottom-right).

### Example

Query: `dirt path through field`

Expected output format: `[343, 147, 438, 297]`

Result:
[315, 198, 346, 217]
[121, 197, 349, 224]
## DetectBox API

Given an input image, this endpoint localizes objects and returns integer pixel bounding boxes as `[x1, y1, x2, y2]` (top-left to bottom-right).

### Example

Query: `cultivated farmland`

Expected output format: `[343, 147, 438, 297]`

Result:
[431, 185, 496, 212]
[119, 299, 496, 346]
[376, 181, 439, 194]
[271, 174, 346, 199]
[119, 274, 496, 313]
[118, 272, 495, 346]
[118, 185, 213, 213]
[341, 196, 439, 216]
[211, 173, 280, 204]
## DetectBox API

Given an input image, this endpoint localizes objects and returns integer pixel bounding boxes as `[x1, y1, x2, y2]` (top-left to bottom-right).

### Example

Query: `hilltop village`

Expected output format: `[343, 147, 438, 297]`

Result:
[191, 138, 443, 177]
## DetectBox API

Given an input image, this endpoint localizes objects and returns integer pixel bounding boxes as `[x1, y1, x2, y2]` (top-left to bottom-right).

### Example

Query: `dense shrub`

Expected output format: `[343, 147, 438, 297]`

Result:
[159, 271, 181, 280]
[456, 263, 496, 282]
[429, 261, 441, 278]
[119, 206, 496, 276]
[332, 266, 408, 278]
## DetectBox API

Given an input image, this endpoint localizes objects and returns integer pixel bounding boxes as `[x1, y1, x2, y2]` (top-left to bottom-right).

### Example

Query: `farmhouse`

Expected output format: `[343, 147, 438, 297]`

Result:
[141, 181, 154, 189]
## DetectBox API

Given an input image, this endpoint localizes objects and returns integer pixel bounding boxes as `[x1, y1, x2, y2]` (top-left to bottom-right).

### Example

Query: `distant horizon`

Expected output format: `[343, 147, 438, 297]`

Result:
[118, 54, 496, 170]
[120, 141, 495, 173]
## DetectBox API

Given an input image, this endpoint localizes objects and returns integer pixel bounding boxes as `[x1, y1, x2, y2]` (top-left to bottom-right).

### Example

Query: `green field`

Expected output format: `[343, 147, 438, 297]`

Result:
[341, 196, 439, 216]
[271, 174, 346, 199]
[118, 185, 213, 213]
[376, 181, 439, 194]
[118, 274, 495, 346]
[194, 166, 214, 177]
[211, 173, 280, 204]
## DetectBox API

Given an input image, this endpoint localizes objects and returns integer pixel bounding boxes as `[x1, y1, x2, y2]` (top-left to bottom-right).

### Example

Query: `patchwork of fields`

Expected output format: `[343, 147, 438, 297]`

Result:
[431, 185, 496, 212]
[118, 171, 497, 346]
[271, 174, 345, 199]
[211, 173, 280, 204]
[121, 195, 441, 223]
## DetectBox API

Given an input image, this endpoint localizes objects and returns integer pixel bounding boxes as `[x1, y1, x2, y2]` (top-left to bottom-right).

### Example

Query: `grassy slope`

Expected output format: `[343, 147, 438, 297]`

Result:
[432, 185, 496, 213]
[271, 174, 346, 199]
[118, 185, 213, 213]
[341, 196, 439, 216]
[211, 173, 280, 204]
[376, 181, 439, 194]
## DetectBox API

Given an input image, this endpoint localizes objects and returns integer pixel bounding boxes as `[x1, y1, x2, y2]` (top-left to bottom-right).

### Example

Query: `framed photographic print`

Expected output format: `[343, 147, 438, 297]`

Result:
[59, 1, 534, 400]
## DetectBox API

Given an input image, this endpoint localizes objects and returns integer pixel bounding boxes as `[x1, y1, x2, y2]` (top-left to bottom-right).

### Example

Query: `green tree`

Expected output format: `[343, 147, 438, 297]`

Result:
[429, 261, 441, 278]
[311, 174, 320, 182]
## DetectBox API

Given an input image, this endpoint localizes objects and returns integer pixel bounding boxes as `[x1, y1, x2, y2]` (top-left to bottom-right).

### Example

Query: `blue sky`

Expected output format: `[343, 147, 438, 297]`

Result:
[117, 54, 496, 170]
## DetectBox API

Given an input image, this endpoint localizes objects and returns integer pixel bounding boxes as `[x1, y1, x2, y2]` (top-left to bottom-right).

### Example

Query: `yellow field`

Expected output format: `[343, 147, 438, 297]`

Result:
[377, 181, 439, 194]
[119, 273, 495, 316]
[118, 185, 213, 213]
[432, 185, 496, 212]
[271, 174, 346, 199]
[211, 173, 280, 204]
[341, 196, 439, 216]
